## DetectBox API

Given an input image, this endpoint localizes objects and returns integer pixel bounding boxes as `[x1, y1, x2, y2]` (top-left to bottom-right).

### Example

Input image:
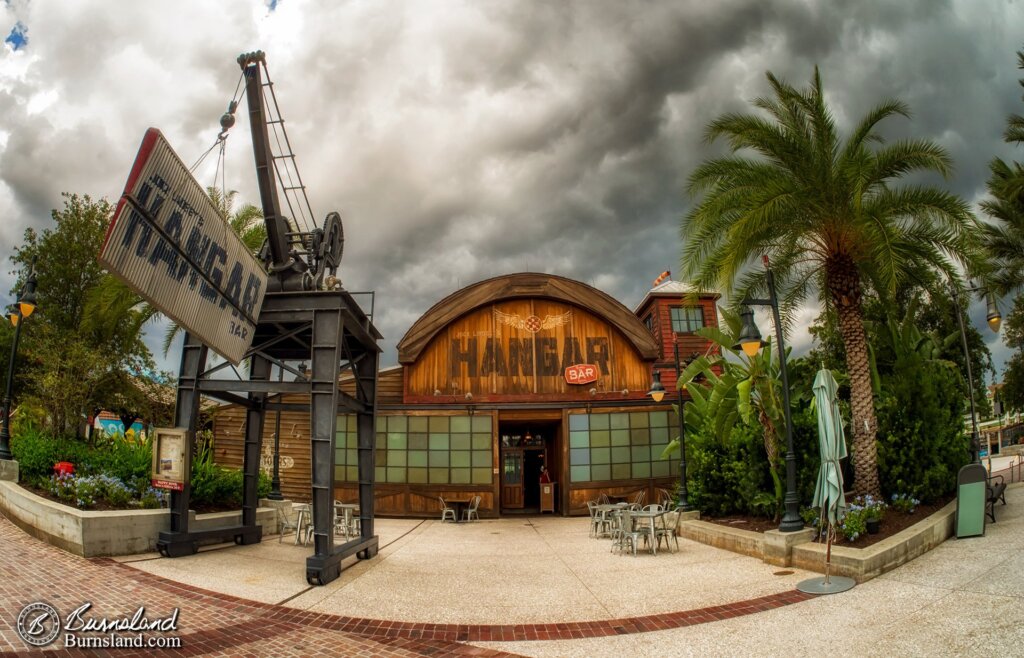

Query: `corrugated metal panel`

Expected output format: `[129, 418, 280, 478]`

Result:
[100, 128, 268, 364]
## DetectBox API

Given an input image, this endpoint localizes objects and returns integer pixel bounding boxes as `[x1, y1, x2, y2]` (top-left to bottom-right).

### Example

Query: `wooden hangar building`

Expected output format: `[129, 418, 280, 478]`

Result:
[213, 273, 720, 517]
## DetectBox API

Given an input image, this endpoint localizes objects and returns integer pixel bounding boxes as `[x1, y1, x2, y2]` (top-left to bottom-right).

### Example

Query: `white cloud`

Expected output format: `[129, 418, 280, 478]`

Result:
[0, 0, 1020, 378]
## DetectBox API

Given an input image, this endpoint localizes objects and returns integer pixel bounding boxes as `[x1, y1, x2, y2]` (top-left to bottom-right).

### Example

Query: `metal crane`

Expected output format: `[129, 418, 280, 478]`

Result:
[156, 52, 380, 587]
[230, 50, 344, 293]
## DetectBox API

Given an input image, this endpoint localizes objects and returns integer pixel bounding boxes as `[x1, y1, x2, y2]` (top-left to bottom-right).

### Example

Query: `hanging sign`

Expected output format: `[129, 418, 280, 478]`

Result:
[151, 427, 189, 491]
[564, 363, 599, 385]
[100, 128, 267, 364]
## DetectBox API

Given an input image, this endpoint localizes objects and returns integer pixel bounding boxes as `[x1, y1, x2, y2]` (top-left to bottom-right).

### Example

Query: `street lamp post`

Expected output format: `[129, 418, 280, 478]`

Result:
[735, 257, 803, 532]
[268, 361, 307, 500]
[268, 366, 285, 501]
[0, 258, 38, 461]
[647, 336, 692, 511]
[950, 282, 1002, 465]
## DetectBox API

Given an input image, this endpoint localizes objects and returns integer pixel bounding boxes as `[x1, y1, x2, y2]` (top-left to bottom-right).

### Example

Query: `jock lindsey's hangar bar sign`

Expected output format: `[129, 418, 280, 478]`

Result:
[100, 129, 268, 364]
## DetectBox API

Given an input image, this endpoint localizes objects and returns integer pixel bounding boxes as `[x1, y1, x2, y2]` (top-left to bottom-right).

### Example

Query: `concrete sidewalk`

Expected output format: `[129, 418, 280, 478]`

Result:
[2, 486, 1023, 655]
[119, 514, 815, 625]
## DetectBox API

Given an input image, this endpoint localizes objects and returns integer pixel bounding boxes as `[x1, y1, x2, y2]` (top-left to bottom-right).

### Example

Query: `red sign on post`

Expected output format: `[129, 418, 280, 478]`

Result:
[564, 364, 599, 385]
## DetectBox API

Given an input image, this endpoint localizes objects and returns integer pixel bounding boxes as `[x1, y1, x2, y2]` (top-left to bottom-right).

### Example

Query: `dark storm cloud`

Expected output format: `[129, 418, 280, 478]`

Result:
[0, 0, 1021, 374]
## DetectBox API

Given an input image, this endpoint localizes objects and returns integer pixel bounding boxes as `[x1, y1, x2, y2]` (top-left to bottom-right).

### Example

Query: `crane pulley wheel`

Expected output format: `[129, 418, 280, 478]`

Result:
[320, 211, 344, 271]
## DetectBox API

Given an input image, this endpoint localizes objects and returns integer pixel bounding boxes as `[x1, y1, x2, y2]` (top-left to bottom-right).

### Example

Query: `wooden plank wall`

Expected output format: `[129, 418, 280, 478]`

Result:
[566, 479, 678, 516]
[212, 394, 312, 502]
[211, 368, 405, 503]
[333, 484, 497, 519]
[642, 296, 721, 392]
[405, 300, 651, 401]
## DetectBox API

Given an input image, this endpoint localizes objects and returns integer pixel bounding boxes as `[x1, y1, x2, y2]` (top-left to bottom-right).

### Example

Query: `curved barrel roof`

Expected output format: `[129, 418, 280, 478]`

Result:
[396, 272, 660, 364]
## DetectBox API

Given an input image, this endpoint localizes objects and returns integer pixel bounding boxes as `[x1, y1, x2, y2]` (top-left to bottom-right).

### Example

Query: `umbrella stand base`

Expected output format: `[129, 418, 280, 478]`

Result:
[797, 575, 855, 595]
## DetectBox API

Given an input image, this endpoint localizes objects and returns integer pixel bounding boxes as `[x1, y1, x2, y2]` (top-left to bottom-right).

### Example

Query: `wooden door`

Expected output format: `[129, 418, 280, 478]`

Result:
[501, 449, 524, 509]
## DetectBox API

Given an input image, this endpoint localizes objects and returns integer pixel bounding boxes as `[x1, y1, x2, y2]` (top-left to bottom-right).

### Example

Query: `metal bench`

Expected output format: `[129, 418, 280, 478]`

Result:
[986, 474, 1007, 523]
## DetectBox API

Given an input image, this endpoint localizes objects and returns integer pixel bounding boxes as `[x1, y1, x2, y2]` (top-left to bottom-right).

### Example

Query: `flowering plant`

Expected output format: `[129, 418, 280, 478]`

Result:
[856, 494, 886, 522]
[838, 495, 886, 541]
[45, 472, 166, 509]
[890, 493, 920, 514]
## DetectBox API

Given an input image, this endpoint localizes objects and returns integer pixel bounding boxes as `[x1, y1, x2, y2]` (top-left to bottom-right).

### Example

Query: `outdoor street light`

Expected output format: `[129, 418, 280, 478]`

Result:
[269, 361, 307, 501]
[648, 369, 666, 403]
[0, 258, 38, 461]
[733, 257, 803, 532]
[647, 337, 693, 511]
[268, 366, 286, 501]
[951, 282, 1002, 465]
[986, 294, 1002, 333]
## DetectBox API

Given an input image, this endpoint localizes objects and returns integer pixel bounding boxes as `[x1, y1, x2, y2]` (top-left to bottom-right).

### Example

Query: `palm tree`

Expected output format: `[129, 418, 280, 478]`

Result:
[682, 68, 981, 497]
[982, 49, 1024, 295]
[981, 159, 1024, 294]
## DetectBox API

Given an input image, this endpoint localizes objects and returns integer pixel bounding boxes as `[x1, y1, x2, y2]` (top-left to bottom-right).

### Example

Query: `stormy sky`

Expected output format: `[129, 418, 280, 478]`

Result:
[1, 0, 1022, 380]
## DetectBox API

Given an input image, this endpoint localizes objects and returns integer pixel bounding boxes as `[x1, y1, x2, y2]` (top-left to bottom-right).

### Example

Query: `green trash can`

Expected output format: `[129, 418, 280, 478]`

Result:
[956, 463, 987, 538]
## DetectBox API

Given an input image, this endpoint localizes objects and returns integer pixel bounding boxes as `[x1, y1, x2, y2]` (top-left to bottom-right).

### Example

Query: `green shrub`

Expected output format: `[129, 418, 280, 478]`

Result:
[191, 460, 244, 507]
[876, 358, 969, 502]
[79, 436, 152, 483]
[17, 427, 266, 510]
[685, 420, 774, 517]
[11, 428, 92, 486]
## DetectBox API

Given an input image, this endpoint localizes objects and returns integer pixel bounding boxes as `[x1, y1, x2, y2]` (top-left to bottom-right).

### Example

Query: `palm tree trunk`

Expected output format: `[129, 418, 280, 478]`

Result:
[828, 259, 882, 498]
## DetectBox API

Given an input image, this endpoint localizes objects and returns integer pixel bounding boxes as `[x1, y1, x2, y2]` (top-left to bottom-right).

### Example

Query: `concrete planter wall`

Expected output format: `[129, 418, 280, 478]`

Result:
[790, 502, 954, 581]
[0, 481, 277, 557]
[677, 498, 960, 583]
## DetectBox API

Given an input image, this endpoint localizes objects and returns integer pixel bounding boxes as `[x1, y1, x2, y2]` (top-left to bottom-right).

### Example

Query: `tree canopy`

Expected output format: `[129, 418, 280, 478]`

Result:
[682, 68, 982, 496]
[10, 193, 158, 435]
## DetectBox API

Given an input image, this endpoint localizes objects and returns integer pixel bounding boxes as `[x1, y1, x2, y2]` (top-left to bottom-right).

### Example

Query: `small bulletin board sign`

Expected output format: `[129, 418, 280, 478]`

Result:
[151, 427, 189, 491]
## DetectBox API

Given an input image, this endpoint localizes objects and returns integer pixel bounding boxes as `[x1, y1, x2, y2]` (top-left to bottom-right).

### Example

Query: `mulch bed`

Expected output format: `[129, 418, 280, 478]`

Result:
[702, 494, 954, 548]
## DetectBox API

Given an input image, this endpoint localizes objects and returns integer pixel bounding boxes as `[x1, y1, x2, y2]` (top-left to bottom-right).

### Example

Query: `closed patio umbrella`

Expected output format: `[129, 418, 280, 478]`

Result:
[798, 368, 855, 595]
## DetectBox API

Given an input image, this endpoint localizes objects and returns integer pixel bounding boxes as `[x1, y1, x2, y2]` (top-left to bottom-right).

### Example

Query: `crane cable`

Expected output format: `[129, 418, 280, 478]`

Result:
[188, 70, 247, 204]
[188, 63, 319, 237]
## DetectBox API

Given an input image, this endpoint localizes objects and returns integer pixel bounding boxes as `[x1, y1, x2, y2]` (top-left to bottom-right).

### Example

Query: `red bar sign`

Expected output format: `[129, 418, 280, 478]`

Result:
[564, 364, 599, 385]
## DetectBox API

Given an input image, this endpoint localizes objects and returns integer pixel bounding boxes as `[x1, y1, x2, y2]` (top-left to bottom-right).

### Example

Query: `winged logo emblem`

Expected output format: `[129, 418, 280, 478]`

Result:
[494, 309, 572, 333]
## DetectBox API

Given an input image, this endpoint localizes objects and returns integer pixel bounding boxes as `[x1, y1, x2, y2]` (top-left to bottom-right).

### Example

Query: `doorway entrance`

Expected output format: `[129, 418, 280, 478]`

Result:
[499, 419, 560, 513]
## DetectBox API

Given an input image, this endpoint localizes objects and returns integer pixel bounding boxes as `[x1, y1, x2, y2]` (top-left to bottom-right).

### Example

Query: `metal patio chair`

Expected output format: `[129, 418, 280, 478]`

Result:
[656, 504, 684, 553]
[610, 509, 642, 556]
[464, 495, 482, 522]
[587, 500, 601, 537]
[439, 496, 457, 522]
[277, 505, 299, 543]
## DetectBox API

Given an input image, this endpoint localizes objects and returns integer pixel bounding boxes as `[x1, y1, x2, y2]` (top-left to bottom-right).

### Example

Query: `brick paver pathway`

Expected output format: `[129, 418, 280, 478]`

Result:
[0, 514, 516, 657]
[0, 513, 813, 655]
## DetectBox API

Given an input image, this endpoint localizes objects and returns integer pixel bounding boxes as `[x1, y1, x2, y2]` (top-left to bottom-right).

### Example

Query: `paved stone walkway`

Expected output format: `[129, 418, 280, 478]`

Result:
[0, 510, 814, 655]
[3, 484, 1024, 656]
[0, 513, 516, 657]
